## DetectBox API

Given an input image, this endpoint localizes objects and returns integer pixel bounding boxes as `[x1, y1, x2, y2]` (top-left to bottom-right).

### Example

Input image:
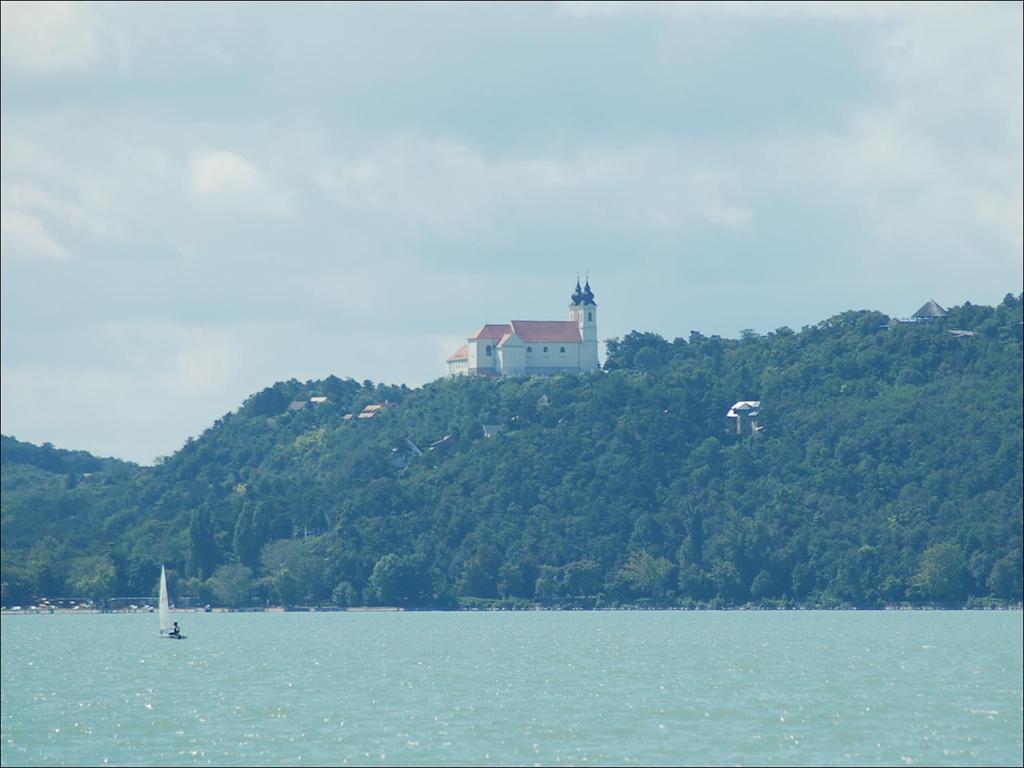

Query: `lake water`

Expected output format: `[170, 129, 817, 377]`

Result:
[2, 610, 1021, 766]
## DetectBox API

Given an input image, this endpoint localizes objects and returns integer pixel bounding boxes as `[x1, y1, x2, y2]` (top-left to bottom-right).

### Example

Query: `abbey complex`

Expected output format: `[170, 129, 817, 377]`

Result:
[446, 279, 600, 377]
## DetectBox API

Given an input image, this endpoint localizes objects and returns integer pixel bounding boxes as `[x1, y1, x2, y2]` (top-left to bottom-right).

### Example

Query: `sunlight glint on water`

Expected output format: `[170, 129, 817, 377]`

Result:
[2, 611, 1021, 766]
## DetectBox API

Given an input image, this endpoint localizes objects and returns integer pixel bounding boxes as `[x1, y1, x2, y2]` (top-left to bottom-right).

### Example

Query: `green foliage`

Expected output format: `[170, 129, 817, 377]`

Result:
[750, 569, 778, 600]
[534, 565, 563, 599]
[187, 507, 218, 580]
[611, 550, 674, 600]
[457, 544, 502, 598]
[207, 563, 253, 607]
[365, 553, 434, 606]
[987, 551, 1022, 601]
[0, 436, 128, 476]
[67, 554, 117, 606]
[563, 560, 603, 596]
[911, 543, 968, 603]
[1, 296, 1021, 609]
[331, 581, 359, 607]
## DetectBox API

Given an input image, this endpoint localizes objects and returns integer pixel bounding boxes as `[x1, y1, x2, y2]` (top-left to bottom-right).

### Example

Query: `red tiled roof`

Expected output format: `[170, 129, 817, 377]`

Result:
[510, 320, 582, 343]
[357, 402, 391, 419]
[447, 344, 469, 362]
[471, 324, 513, 340]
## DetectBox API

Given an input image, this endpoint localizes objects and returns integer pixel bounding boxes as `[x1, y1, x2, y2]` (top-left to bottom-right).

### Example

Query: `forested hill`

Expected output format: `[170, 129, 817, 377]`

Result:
[2, 295, 1022, 609]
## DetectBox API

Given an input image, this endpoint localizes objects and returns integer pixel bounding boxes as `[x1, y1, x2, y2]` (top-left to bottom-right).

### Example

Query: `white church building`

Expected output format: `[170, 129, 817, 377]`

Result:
[446, 279, 600, 377]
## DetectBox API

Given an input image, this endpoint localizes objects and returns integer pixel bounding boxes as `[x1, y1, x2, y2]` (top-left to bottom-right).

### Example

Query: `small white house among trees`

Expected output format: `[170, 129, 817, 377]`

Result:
[727, 400, 761, 435]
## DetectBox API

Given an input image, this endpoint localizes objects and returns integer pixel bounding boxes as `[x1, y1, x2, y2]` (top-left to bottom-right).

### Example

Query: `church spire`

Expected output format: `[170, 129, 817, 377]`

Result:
[571, 275, 584, 306]
[582, 274, 595, 306]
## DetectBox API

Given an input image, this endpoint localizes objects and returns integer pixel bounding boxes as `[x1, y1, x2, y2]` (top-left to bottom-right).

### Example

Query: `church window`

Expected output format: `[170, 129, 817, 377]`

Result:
[486, 345, 492, 356]
[543, 346, 549, 353]
[527, 346, 533, 353]
[560, 347, 566, 353]
[588, 312, 593, 322]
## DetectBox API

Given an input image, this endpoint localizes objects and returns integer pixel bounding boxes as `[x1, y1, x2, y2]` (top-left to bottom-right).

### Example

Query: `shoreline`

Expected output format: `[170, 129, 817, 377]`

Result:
[4, 603, 1021, 616]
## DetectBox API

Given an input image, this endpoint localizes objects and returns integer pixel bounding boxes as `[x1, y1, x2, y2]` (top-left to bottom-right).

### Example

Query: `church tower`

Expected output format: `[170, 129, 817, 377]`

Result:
[569, 277, 599, 371]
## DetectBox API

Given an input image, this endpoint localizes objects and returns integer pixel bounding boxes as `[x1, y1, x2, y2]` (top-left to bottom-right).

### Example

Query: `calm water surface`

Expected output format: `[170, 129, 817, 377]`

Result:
[2, 611, 1021, 766]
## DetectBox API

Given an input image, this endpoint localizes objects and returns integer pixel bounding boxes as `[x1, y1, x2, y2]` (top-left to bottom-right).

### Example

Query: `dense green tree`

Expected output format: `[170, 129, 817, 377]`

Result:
[365, 553, 432, 606]
[750, 569, 778, 600]
[497, 560, 537, 599]
[534, 565, 563, 598]
[456, 544, 502, 598]
[0, 551, 35, 605]
[911, 543, 968, 602]
[207, 563, 253, 607]
[331, 581, 359, 606]
[187, 507, 218, 580]
[271, 568, 302, 608]
[232, 504, 260, 569]
[611, 550, 674, 600]
[67, 554, 117, 607]
[986, 551, 1022, 601]
[563, 560, 603, 596]
[1, 296, 1021, 609]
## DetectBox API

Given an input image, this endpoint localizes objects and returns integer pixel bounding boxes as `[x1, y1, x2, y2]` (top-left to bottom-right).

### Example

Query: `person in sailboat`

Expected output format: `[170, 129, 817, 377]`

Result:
[169, 621, 180, 638]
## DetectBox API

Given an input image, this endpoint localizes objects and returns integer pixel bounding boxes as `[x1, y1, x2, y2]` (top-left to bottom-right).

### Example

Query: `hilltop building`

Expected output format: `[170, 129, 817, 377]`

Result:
[885, 299, 950, 328]
[446, 279, 600, 377]
[912, 300, 947, 320]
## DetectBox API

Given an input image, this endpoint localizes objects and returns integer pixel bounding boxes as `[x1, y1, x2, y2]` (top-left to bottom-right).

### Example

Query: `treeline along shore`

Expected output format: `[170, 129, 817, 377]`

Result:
[2, 295, 1022, 611]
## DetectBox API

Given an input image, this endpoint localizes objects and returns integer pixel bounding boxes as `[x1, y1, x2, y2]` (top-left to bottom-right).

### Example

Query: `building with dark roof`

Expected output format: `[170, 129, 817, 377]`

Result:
[912, 299, 947, 320]
[446, 279, 599, 377]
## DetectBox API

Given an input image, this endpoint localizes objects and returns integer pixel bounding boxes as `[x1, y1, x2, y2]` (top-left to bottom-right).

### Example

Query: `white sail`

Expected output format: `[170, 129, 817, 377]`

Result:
[158, 564, 172, 633]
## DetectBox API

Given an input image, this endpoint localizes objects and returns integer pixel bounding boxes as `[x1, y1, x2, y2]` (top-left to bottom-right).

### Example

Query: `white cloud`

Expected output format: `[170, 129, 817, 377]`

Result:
[0, 1, 102, 75]
[0, 182, 106, 235]
[77, 321, 241, 397]
[1, 2, 1020, 464]
[556, 0, 897, 20]
[704, 202, 752, 229]
[0, 208, 67, 260]
[1, 133, 168, 244]
[187, 149, 290, 213]
[312, 137, 754, 237]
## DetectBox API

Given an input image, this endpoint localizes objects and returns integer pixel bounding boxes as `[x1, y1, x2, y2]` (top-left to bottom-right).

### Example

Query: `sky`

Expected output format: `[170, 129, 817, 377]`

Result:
[1, 1, 1022, 465]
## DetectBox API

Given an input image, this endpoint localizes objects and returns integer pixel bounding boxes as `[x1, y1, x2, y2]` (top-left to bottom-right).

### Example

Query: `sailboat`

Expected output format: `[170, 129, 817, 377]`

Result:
[158, 564, 186, 639]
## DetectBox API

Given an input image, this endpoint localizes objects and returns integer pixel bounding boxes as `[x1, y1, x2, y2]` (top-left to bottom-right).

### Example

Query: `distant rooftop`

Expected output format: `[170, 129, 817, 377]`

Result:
[913, 299, 947, 319]
[509, 320, 582, 343]
[357, 402, 393, 419]
[447, 344, 469, 362]
[727, 400, 761, 418]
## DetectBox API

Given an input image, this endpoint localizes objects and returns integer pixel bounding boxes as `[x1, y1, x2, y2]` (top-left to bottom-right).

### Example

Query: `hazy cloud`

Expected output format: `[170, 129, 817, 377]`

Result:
[555, 0, 898, 19]
[704, 203, 752, 229]
[0, 182, 105, 235]
[173, 328, 238, 395]
[0, 1, 102, 75]
[187, 149, 290, 214]
[0, 208, 67, 260]
[1, 2, 1020, 463]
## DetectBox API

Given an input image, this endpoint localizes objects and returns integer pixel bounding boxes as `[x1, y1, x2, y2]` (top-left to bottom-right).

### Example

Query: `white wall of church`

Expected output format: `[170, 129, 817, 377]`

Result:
[573, 304, 599, 371]
[523, 342, 580, 371]
[447, 359, 469, 376]
[498, 344, 525, 374]
[448, 281, 600, 377]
